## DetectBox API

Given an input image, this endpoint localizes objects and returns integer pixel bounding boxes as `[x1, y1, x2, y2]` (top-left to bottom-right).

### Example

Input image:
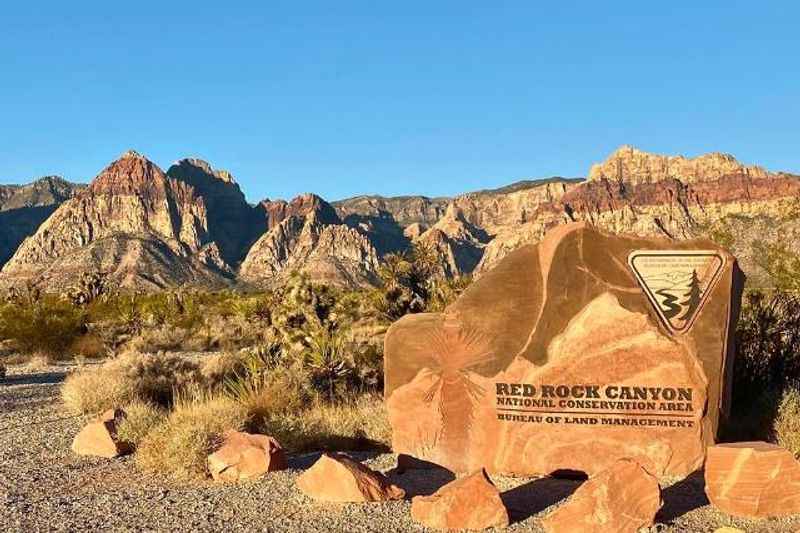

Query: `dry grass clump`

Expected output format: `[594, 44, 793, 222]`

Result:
[68, 333, 107, 359]
[135, 391, 247, 480]
[62, 350, 202, 414]
[775, 387, 800, 457]
[200, 351, 250, 390]
[128, 325, 191, 353]
[257, 394, 391, 453]
[116, 400, 167, 449]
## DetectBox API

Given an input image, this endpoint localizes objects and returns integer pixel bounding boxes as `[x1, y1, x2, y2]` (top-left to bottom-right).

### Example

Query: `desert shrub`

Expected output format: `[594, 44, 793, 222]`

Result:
[68, 333, 107, 359]
[754, 240, 800, 291]
[227, 362, 309, 426]
[206, 314, 270, 352]
[229, 293, 272, 322]
[775, 387, 800, 457]
[425, 275, 473, 312]
[733, 291, 800, 405]
[726, 290, 800, 441]
[256, 394, 390, 453]
[369, 242, 465, 321]
[200, 350, 252, 390]
[136, 391, 247, 480]
[0, 296, 85, 356]
[128, 325, 191, 353]
[62, 350, 202, 414]
[116, 400, 167, 449]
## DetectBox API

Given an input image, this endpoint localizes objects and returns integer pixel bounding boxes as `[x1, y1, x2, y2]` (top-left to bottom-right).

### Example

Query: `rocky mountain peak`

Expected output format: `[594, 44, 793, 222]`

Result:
[259, 193, 340, 230]
[173, 158, 237, 184]
[120, 149, 145, 160]
[588, 145, 769, 185]
[88, 150, 169, 197]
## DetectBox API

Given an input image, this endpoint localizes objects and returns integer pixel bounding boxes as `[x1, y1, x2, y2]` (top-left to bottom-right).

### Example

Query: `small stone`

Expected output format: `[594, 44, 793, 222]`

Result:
[541, 459, 661, 533]
[295, 452, 405, 502]
[207, 430, 287, 482]
[410, 469, 509, 530]
[705, 441, 800, 518]
[71, 408, 131, 458]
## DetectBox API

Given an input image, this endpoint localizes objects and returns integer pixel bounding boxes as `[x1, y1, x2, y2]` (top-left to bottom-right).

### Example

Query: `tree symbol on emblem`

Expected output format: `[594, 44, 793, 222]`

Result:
[679, 269, 702, 323]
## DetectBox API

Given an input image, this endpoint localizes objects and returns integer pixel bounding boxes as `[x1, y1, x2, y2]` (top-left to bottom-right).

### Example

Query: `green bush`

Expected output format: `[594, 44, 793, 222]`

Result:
[0, 297, 86, 356]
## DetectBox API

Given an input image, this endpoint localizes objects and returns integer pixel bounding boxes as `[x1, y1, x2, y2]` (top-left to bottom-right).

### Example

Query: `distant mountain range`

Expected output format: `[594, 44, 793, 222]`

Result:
[1, 145, 798, 291]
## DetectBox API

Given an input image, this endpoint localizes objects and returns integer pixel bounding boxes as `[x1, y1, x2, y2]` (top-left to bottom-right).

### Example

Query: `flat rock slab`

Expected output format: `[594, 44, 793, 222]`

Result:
[208, 430, 287, 482]
[541, 459, 661, 533]
[296, 452, 405, 502]
[71, 408, 131, 459]
[411, 469, 509, 530]
[705, 441, 800, 518]
[385, 222, 741, 480]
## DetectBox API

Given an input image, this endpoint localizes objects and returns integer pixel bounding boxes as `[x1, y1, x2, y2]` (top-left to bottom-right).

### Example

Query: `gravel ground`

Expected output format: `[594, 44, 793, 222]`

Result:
[1, 363, 799, 532]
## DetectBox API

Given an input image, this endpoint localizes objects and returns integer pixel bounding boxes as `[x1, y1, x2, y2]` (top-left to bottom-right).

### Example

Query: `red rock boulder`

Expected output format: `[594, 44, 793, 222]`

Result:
[207, 430, 287, 482]
[411, 469, 509, 530]
[71, 408, 131, 458]
[705, 441, 800, 518]
[385, 223, 742, 481]
[541, 459, 661, 533]
[296, 453, 405, 502]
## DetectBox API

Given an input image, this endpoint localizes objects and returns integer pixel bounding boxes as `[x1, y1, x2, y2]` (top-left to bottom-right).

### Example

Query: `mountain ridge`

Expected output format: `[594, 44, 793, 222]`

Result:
[1, 145, 798, 290]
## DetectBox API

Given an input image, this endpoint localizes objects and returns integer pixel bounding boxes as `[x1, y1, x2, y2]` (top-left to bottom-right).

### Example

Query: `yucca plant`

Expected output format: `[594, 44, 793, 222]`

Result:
[303, 329, 356, 402]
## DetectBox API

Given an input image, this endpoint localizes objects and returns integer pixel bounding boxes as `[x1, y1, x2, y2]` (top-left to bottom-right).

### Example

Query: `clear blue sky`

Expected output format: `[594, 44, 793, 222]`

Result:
[1, 1, 798, 202]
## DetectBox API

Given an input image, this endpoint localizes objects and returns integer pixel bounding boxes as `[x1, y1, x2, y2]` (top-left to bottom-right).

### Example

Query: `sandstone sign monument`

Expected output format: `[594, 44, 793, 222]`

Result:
[385, 222, 742, 480]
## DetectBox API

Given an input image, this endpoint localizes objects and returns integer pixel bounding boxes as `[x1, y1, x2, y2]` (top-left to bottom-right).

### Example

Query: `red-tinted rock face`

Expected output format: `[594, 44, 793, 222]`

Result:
[541, 459, 661, 533]
[295, 453, 405, 502]
[71, 408, 131, 459]
[260, 193, 339, 230]
[207, 430, 287, 482]
[385, 223, 742, 481]
[705, 441, 800, 518]
[0, 151, 256, 289]
[410, 469, 509, 530]
[560, 174, 800, 227]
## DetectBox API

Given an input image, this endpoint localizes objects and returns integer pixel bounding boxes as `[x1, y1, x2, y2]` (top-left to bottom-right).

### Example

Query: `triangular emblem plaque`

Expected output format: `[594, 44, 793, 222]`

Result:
[628, 250, 725, 335]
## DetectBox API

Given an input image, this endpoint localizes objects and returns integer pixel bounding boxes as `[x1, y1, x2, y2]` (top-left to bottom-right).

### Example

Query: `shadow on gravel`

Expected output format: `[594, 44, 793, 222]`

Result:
[501, 476, 582, 524]
[1, 371, 66, 386]
[388, 464, 455, 499]
[656, 470, 709, 523]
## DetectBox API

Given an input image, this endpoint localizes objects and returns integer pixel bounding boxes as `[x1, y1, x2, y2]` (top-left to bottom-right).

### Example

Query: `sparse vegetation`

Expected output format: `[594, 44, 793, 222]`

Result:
[135, 391, 247, 480]
[775, 388, 800, 458]
[0, 293, 86, 358]
[42, 250, 462, 480]
[6, 235, 790, 480]
[724, 237, 800, 443]
[62, 350, 203, 414]
[116, 401, 167, 449]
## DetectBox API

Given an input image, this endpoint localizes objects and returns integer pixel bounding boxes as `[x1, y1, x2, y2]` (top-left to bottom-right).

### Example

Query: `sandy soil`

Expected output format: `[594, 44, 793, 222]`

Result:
[1, 362, 798, 532]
